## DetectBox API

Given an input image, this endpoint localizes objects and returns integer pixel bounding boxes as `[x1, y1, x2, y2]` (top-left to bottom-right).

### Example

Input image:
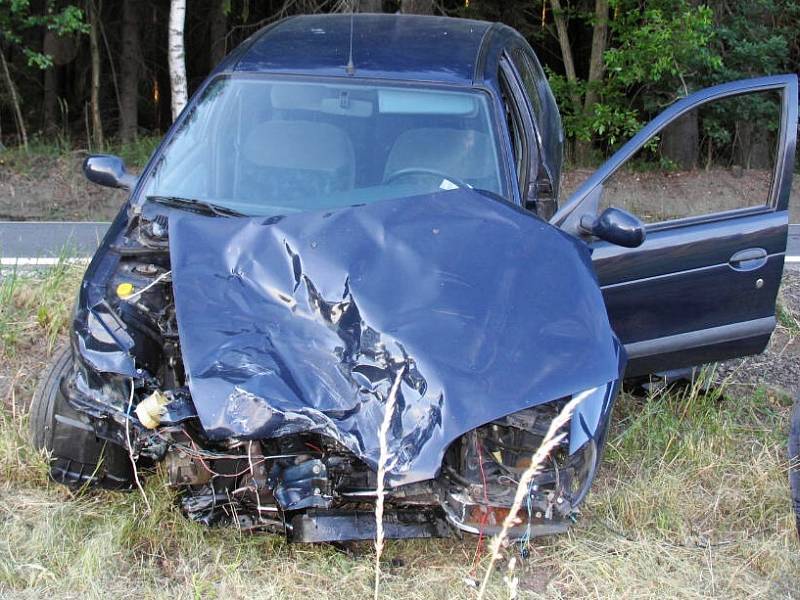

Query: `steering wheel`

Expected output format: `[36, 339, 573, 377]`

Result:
[384, 167, 471, 190]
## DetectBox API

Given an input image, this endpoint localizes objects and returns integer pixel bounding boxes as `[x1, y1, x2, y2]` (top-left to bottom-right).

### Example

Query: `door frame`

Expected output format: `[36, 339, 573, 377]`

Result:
[551, 75, 798, 229]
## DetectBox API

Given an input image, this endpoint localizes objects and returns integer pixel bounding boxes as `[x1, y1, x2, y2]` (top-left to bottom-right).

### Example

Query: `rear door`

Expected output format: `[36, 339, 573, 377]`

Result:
[551, 75, 798, 377]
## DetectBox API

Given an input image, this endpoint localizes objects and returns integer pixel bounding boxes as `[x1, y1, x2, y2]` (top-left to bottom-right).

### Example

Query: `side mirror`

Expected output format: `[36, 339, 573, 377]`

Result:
[83, 155, 137, 190]
[579, 207, 646, 248]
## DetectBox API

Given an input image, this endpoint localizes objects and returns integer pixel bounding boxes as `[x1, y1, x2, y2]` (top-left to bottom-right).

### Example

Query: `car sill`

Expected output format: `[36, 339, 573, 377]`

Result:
[624, 316, 776, 359]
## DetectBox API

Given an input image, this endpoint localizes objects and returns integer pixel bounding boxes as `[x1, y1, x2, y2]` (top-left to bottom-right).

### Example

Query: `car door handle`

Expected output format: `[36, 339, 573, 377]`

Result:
[728, 247, 768, 271]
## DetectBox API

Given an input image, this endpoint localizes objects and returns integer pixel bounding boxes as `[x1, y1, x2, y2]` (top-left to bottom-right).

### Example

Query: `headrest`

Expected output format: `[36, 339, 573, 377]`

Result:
[242, 120, 354, 172]
[384, 128, 497, 181]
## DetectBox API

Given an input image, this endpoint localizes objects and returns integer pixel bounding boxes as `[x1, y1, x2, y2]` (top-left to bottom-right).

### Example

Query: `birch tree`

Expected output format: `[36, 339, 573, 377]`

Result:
[168, 0, 187, 120]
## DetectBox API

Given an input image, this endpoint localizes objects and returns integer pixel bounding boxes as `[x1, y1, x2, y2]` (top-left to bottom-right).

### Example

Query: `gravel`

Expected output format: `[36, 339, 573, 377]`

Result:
[716, 269, 800, 398]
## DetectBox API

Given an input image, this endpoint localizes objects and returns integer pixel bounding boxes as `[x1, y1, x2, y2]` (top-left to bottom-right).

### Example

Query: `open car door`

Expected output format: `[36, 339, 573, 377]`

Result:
[552, 75, 798, 378]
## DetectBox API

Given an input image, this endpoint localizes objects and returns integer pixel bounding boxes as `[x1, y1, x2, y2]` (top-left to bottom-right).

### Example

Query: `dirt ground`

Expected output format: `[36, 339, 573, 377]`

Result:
[1, 152, 799, 223]
[717, 270, 800, 398]
[562, 167, 800, 224]
[0, 152, 128, 221]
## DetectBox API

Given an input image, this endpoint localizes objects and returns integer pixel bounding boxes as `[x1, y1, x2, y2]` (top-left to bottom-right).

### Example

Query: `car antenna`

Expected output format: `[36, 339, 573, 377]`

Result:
[345, 10, 356, 76]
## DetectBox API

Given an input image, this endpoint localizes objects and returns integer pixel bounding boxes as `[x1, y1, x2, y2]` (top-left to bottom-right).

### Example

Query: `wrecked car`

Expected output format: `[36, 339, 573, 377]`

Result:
[30, 13, 798, 543]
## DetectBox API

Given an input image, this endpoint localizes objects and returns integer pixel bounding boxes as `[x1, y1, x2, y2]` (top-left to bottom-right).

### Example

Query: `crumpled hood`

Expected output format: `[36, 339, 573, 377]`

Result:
[168, 189, 623, 484]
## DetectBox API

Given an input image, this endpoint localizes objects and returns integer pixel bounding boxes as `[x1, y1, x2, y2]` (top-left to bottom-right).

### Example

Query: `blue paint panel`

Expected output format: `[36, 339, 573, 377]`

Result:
[235, 14, 491, 85]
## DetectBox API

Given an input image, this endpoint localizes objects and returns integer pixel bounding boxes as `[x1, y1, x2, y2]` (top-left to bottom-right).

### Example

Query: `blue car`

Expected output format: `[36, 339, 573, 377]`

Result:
[30, 14, 797, 542]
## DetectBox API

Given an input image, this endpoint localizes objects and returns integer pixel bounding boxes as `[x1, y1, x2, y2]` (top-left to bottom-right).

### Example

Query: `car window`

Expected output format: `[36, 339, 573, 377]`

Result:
[596, 90, 781, 224]
[139, 76, 505, 216]
[498, 67, 526, 189]
[509, 49, 544, 125]
[507, 47, 564, 196]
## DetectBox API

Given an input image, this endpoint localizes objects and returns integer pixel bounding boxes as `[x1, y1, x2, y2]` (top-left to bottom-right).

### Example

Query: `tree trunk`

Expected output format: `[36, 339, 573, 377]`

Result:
[168, 0, 188, 121]
[575, 0, 609, 165]
[737, 120, 771, 170]
[119, 0, 140, 142]
[209, 0, 227, 70]
[43, 64, 58, 132]
[0, 50, 27, 151]
[661, 110, 698, 170]
[42, 29, 78, 134]
[583, 0, 608, 112]
[358, 0, 384, 10]
[549, 0, 580, 162]
[42, 31, 58, 132]
[549, 0, 579, 110]
[400, 0, 433, 14]
[88, 0, 104, 149]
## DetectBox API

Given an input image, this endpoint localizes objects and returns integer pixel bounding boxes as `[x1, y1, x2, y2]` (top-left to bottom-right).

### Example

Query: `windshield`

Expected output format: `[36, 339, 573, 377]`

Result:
[139, 76, 505, 216]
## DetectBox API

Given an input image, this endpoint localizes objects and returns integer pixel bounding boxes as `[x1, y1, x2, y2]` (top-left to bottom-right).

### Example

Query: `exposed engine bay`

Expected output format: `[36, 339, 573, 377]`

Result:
[61, 190, 623, 542]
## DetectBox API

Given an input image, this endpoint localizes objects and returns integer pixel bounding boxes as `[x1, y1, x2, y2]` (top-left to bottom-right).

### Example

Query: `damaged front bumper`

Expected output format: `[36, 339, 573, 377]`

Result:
[62, 357, 620, 542]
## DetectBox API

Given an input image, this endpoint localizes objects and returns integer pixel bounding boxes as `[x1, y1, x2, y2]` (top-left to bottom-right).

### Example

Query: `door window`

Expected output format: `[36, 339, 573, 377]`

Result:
[596, 90, 781, 225]
[498, 65, 528, 190]
[506, 47, 564, 199]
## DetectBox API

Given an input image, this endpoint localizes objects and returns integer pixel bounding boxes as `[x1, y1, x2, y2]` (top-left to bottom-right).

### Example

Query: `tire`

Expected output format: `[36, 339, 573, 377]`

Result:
[30, 345, 132, 489]
[789, 393, 800, 539]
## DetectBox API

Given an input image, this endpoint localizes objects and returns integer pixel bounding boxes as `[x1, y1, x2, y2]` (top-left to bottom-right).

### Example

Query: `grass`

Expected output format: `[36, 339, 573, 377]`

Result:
[0, 260, 79, 356]
[106, 136, 162, 171]
[1, 265, 799, 598]
[0, 135, 161, 175]
[777, 301, 800, 337]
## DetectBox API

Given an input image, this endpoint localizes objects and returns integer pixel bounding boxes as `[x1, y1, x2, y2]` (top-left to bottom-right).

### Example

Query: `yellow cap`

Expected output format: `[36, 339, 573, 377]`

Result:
[116, 282, 135, 298]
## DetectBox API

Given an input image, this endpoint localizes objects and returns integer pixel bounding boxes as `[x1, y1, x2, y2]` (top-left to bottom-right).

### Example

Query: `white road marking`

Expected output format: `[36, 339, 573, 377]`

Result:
[1, 257, 90, 266]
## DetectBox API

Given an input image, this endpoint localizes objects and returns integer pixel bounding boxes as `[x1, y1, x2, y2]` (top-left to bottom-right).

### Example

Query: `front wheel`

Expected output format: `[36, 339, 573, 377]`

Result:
[29, 346, 132, 489]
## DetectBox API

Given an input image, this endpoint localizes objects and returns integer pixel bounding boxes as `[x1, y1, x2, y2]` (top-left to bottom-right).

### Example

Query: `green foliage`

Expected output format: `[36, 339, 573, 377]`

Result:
[709, 0, 800, 81]
[107, 135, 162, 170]
[546, 0, 723, 158]
[604, 0, 721, 94]
[548, 69, 642, 147]
[0, 1, 88, 69]
[695, 1, 799, 166]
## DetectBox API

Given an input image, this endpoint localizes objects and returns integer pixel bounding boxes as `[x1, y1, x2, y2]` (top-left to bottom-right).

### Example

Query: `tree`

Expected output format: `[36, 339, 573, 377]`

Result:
[209, 0, 228, 70]
[357, 0, 384, 10]
[168, 0, 188, 120]
[702, 0, 800, 169]
[0, 0, 86, 150]
[88, 0, 104, 149]
[401, 0, 433, 13]
[546, 0, 720, 164]
[119, 0, 141, 142]
[0, 1, 86, 69]
[42, 29, 78, 131]
[603, 1, 720, 167]
[549, 0, 609, 164]
[0, 50, 26, 150]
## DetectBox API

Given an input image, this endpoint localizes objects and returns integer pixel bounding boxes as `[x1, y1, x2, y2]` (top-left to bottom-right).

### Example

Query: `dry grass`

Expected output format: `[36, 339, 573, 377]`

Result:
[1, 265, 799, 599]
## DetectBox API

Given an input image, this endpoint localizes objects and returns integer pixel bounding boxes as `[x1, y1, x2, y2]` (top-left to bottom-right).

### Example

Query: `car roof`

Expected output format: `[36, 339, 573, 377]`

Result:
[231, 13, 497, 85]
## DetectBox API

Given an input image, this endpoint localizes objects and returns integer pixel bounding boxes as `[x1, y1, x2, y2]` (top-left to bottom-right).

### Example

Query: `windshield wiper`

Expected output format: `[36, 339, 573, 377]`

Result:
[146, 195, 244, 217]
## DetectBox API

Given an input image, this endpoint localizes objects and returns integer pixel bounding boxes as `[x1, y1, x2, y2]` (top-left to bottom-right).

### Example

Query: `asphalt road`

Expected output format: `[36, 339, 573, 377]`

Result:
[0, 221, 109, 265]
[0, 221, 799, 267]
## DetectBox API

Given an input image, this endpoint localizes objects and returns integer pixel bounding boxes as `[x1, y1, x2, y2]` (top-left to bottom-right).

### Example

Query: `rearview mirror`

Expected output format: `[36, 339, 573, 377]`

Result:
[83, 155, 137, 190]
[579, 207, 646, 248]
